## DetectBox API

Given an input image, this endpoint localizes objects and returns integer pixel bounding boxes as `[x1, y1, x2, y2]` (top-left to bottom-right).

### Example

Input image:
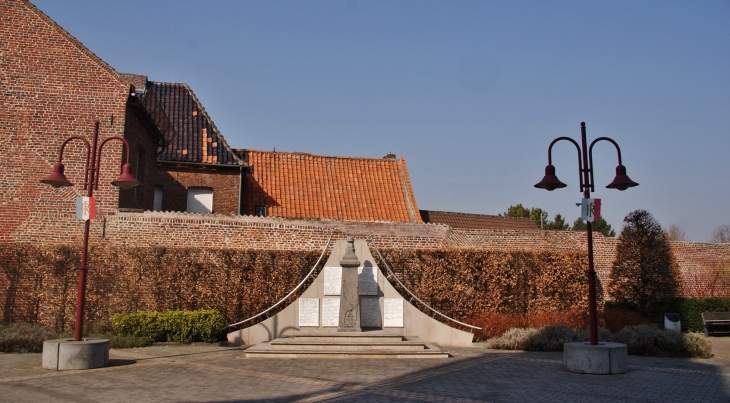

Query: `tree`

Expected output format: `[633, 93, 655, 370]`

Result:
[712, 224, 730, 243]
[608, 210, 683, 315]
[544, 213, 570, 230]
[664, 224, 687, 241]
[572, 217, 616, 237]
[501, 204, 566, 230]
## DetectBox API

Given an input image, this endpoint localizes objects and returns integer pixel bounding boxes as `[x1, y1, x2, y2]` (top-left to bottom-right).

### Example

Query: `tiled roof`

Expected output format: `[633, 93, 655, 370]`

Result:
[242, 151, 422, 223]
[148, 81, 245, 166]
[419, 210, 539, 231]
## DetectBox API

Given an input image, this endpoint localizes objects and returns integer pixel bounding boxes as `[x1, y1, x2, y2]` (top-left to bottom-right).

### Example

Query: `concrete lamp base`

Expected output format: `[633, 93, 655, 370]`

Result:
[42, 338, 109, 370]
[563, 342, 628, 375]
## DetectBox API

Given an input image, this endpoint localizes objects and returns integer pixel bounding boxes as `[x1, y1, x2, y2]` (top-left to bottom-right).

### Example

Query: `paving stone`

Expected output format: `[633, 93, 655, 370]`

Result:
[0, 342, 728, 402]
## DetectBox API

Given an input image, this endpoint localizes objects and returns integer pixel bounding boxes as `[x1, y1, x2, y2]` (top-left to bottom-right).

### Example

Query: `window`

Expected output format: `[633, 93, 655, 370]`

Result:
[153, 186, 163, 211]
[187, 187, 213, 214]
[255, 205, 267, 217]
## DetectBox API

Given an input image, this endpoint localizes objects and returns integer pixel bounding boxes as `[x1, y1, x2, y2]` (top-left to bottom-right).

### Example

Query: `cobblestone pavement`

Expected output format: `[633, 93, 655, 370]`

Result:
[1, 339, 729, 402]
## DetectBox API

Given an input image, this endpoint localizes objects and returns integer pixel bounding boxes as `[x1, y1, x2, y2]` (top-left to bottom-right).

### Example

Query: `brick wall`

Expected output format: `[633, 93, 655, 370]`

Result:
[154, 165, 242, 214]
[10, 211, 730, 301]
[0, 0, 157, 240]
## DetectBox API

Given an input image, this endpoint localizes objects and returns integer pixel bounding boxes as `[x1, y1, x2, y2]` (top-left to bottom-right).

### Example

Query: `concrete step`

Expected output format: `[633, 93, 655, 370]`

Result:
[290, 330, 405, 343]
[245, 344, 449, 359]
[244, 331, 449, 359]
[270, 340, 427, 351]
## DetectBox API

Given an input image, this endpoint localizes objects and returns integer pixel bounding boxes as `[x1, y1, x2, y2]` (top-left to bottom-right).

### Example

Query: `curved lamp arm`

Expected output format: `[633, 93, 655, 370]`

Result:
[95, 136, 132, 190]
[547, 136, 583, 191]
[588, 137, 623, 192]
[58, 136, 91, 189]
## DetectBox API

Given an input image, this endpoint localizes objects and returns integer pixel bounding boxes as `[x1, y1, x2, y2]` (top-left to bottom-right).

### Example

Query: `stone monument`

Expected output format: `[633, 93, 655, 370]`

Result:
[338, 236, 361, 332]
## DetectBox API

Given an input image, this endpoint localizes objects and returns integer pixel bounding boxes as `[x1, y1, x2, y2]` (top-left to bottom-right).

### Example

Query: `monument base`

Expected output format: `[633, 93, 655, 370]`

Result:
[42, 338, 109, 370]
[563, 342, 628, 374]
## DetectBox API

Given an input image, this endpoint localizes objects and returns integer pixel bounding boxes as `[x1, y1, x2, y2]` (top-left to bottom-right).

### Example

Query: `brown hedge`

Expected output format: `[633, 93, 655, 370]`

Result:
[375, 249, 589, 322]
[0, 244, 588, 333]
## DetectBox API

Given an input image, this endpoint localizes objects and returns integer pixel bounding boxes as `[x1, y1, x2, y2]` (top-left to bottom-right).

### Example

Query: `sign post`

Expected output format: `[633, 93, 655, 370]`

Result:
[76, 197, 96, 221]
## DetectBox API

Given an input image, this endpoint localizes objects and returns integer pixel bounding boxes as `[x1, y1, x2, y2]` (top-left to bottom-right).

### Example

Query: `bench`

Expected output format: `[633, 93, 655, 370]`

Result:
[701, 312, 730, 336]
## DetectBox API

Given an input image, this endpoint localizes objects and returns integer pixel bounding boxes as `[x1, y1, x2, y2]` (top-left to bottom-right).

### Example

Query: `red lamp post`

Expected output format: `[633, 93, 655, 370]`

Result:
[40, 121, 140, 341]
[535, 122, 638, 345]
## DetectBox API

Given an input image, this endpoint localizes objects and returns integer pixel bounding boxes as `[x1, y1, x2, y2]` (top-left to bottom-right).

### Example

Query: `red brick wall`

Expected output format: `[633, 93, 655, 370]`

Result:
[118, 107, 162, 210]
[154, 166, 241, 214]
[0, 0, 151, 241]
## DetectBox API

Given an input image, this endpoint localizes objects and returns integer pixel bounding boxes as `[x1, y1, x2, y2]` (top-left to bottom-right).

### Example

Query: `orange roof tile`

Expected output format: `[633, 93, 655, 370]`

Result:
[242, 151, 422, 223]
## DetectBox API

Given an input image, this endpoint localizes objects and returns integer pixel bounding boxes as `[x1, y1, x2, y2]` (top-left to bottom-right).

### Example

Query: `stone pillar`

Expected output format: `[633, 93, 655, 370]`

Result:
[338, 236, 361, 332]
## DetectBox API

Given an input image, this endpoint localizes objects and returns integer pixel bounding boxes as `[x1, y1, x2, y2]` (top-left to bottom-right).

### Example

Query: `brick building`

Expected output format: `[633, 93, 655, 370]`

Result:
[0, 0, 164, 242]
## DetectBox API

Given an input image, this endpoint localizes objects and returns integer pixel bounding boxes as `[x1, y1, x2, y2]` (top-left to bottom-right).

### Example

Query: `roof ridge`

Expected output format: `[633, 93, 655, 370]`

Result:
[245, 149, 402, 161]
[421, 209, 533, 220]
[20, 0, 131, 91]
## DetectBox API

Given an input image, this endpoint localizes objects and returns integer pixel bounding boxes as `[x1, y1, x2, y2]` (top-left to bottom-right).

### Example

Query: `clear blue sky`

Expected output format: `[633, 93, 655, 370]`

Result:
[32, 0, 730, 241]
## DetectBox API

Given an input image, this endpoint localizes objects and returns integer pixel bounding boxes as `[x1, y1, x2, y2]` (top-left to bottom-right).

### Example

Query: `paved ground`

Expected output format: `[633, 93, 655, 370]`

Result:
[1, 338, 730, 402]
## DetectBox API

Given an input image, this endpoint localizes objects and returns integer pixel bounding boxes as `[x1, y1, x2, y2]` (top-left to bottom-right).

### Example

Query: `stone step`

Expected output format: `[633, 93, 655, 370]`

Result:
[245, 344, 449, 359]
[290, 330, 405, 343]
[270, 340, 427, 351]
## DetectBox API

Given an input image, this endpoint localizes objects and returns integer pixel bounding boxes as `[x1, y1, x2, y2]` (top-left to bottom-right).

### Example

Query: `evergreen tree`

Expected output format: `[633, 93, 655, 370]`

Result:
[544, 213, 570, 230]
[608, 210, 683, 315]
[572, 217, 616, 237]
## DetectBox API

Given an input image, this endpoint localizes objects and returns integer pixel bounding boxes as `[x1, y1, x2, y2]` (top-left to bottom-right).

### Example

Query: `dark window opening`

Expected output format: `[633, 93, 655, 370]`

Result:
[255, 205, 267, 217]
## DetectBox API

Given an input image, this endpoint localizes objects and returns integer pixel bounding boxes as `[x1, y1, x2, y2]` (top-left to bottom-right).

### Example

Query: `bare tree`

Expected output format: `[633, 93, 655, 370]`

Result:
[712, 224, 730, 243]
[665, 224, 687, 241]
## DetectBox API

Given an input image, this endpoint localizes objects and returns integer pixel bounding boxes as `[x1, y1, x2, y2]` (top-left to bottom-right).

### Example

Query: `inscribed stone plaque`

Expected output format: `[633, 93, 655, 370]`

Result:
[360, 297, 382, 328]
[321, 297, 340, 327]
[298, 298, 319, 327]
[324, 267, 342, 295]
[358, 265, 378, 295]
[384, 298, 404, 328]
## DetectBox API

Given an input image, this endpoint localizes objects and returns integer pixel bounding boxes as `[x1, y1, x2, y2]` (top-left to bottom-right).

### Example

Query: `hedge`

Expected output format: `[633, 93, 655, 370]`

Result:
[112, 309, 226, 343]
[607, 297, 730, 333]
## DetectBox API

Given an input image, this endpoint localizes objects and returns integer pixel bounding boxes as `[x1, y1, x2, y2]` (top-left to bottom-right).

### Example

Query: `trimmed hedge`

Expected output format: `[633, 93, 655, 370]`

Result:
[607, 297, 730, 332]
[672, 298, 730, 332]
[112, 309, 226, 343]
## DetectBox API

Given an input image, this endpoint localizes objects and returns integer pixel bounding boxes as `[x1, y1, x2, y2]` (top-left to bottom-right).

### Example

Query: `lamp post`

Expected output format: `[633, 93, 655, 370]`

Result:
[40, 121, 140, 341]
[535, 122, 638, 345]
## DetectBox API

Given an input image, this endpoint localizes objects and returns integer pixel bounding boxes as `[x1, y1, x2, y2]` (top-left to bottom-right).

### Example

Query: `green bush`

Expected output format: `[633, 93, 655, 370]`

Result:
[112, 309, 226, 343]
[673, 298, 730, 333]
[0, 323, 55, 353]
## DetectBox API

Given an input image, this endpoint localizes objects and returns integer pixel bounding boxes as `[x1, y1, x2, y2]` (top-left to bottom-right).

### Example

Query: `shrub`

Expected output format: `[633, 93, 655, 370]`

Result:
[0, 323, 55, 353]
[683, 332, 713, 358]
[575, 327, 614, 343]
[529, 325, 576, 351]
[469, 312, 526, 340]
[672, 297, 730, 333]
[484, 328, 537, 350]
[602, 309, 650, 333]
[112, 309, 226, 343]
[527, 308, 587, 331]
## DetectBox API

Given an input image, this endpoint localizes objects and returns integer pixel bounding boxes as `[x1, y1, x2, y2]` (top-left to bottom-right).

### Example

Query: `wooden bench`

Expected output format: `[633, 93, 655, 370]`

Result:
[701, 312, 730, 336]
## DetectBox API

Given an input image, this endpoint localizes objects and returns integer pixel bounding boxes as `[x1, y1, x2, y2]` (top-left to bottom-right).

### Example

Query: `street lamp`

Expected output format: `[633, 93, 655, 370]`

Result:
[40, 121, 141, 341]
[535, 122, 638, 345]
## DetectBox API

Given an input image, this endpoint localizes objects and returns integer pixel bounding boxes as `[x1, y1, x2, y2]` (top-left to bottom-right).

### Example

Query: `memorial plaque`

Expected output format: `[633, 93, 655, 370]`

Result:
[323, 267, 342, 295]
[384, 298, 404, 328]
[298, 298, 319, 327]
[360, 297, 382, 328]
[321, 297, 340, 327]
[358, 265, 378, 295]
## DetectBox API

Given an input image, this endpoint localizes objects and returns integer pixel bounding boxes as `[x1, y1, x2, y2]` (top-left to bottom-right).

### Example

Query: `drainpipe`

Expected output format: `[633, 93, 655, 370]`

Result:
[238, 166, 244, 215]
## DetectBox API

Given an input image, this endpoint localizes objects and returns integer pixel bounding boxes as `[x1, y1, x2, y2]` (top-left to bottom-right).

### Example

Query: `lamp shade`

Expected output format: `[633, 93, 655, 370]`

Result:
[111, 163, 142, 189]
[40, 163, 73, 188]
[534, 164, 567, 191]
[606, 164, 638, 191]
